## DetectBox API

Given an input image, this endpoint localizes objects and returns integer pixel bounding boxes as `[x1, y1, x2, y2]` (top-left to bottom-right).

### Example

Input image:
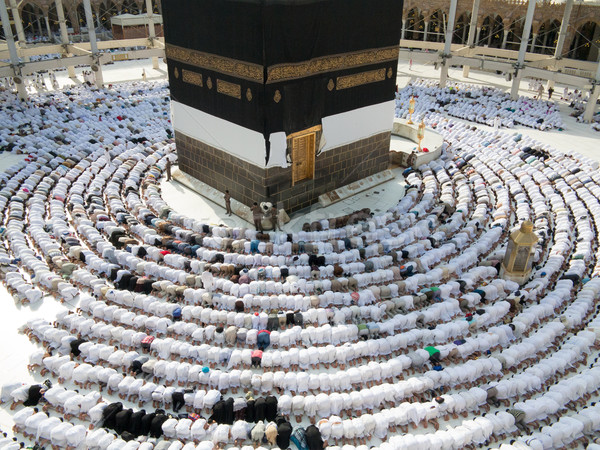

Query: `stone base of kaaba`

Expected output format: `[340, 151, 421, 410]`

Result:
[175, 131, 390, 213]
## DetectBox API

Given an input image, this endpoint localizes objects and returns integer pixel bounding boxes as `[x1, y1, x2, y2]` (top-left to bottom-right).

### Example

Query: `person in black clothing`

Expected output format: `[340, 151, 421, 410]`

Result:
[245, 398, 256, 423]
[304, 425, 323, 450]
[69, 338, 86, 357]
[223, 398, 234, 425]
[121, 431, 136, 442]
[101, 402, 123, 430]
[276, 416, 293, 449]
[150, 411, 168, 438]
[210, 400, 225, 424]
[172, 391, 185, 413]
[114, 408, 133, 434]
[127, 409, 146, 436]
[253, 397, 266, 422]
[129, 355, 149, 376]
[139, 411, 156, 436]
[22, 385, 44, 407]
[265, 396, 278, 422]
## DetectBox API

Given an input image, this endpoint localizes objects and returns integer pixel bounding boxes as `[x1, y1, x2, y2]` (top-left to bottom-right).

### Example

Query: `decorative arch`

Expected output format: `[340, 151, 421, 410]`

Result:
[21, 2, 45, 36]
[479, 15, 504, 48]
[121, 0, 138, 14]
[568, 21, 599, 61]
[453, 12, 470, 44]
[426, 9, 444, 42]
[534, 19, 560, 54]
[98, 1, 120, 28]
[404, 7, 425, 41]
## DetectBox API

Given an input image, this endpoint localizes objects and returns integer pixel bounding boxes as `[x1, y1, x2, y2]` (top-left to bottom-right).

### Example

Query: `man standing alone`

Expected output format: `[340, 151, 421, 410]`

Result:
[251, 202, 263, 232]
[224, 190, 232, 216]
[166, 159, 172, 181]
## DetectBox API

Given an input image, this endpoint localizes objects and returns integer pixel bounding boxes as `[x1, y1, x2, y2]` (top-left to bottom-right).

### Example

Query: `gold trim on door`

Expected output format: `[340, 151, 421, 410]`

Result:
[290, 126, 321, 186]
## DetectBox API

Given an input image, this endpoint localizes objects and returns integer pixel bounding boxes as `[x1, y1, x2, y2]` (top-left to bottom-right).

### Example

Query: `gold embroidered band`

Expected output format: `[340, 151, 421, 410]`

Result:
[166, 44, 263, 82]
[217, 79, 242, 99]
[166, 43, 399, 86]
[336, 68, 387, 90]
[182, 69, 203, 87]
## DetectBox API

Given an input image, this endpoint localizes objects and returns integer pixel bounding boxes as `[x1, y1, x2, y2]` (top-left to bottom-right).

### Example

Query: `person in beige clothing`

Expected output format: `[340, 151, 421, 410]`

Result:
[265, 421, 278, 446]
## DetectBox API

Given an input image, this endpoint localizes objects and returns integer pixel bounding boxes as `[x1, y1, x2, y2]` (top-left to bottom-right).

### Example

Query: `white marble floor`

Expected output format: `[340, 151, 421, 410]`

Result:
[0, 57, 599, 444]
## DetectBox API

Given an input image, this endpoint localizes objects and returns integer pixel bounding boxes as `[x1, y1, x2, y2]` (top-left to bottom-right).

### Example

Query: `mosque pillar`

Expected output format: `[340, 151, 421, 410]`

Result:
[511, 0, 536, 100]
[529, 33, 537, 52]
[55, 0, 76, 77]
[440, 0, 458, 88]
[554, 0, 573, 59]
[83, 0, 104, 87]
[36, 15, 44, 36]
[145, 0, 159, 69]
[0, 0, 27, 100]
[423, 21, 429, 41]
[583, 57, 600, 122]
[44, 14, 52, 39]
[8, 0, 26, 46]
[475, 27, 481, 45]
[8, 0, 29, 62]
[501, 30, 509, 49]
[463, 0, 481, 78]
[401, 19, 406, 41]
[501, 21, 510, 49]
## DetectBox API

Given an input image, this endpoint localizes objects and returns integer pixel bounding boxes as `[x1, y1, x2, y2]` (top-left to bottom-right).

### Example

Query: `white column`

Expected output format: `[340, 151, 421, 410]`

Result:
[145, 0, 159, 69]
[511, 0, 536, 99]
[462, 0, 480, 78]
[83, 0, 103, 87]
[583, 57, 600, 122]
[423, 21, 429, 41]
[554, 0, 573, 59]
[45, 15, 52, 39]
[501, 26, 509, 49]
[401, 19, 406, 41]
[440, 0, 458, 87]
[0, 0, 27, 99]
[55, 0, 76, 77]
[36, 15, 43, 36]
[8, 0, 26, 45]
[529, 33, 537, 52]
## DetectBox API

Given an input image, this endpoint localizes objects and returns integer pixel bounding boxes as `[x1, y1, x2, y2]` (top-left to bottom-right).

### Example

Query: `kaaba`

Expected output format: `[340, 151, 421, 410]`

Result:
[163, 0, 403, 212]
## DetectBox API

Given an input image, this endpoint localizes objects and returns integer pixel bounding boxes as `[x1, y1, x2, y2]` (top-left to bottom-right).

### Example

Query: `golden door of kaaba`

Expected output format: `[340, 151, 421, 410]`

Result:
[290, 126, 319, 185]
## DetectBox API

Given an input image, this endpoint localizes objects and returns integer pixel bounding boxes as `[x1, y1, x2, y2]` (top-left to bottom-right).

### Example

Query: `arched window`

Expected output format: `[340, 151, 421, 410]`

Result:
[426, 10, 444, 43]
[453, 13, 470, 44]
[404, 8, 425, 41]
[568, 21, 599, 61]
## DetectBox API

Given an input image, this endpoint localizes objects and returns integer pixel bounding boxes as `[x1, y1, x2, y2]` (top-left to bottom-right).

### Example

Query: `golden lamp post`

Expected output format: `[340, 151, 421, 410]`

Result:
[417, 119, 425, 151]
[407, 96, 415, 124]
[500, 220, 538, 285]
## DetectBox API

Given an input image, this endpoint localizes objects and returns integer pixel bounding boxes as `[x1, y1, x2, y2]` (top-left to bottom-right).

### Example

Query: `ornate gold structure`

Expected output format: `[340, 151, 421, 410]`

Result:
[417, 119, 425, 151]
[500, 220, 539, 285]
[407, 96, 415, 124]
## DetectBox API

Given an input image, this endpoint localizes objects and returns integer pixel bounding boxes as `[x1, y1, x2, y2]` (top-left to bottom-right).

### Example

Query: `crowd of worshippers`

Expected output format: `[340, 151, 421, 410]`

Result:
[3, 79, 600, 450]
[562, 88, 600, 128]
[396, 79, 564, 131]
